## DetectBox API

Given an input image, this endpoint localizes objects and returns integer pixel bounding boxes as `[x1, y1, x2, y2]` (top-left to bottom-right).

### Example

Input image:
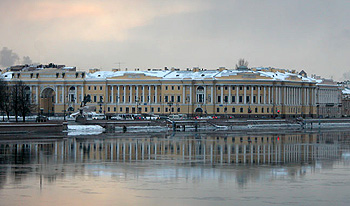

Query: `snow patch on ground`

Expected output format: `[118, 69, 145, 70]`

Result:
[67, 125, 105, 136]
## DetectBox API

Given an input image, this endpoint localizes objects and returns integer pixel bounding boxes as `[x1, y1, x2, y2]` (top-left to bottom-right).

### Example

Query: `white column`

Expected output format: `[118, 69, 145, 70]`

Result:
[55, 86, 58, 103]
[75, 86, 77, 103]
[81, 86, 84, 103]
[236, 86, 239, 104]
[129, 85, 133, 103]
[244, 86, 247, 104]
[284, 87, 286, 105]
[111, 86, 114, 103]
[117, 86, 120, 103]
[204, 85, 207, 104]
[211, 86, 214, 104]
[148, 86, 151, 104]
[183, 86, 186, 104]
[142, 85, 145, 103]
[251, 86, 254, 104]
[61, 86, 64, 104]
[228, 85, 231, 104]
[155, 86, 158, 104]
[258, 86, 260, 104]
[189, 86, 192, 104]
[221, 86, 223, 104]
[123, 86, 126, 104]
[264, 87, 266, 104]
[271, 86, 274, 105]
[268, 87, 271, 105]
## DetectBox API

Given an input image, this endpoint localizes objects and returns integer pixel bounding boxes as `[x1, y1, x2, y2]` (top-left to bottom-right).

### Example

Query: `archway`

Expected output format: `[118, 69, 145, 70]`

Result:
[40, 88, 55, 116]
[195, 107, 203, 113]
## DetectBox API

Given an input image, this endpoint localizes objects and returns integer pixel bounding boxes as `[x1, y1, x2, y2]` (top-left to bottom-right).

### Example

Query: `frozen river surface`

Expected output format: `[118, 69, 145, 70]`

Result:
[1, 130, 350, 206]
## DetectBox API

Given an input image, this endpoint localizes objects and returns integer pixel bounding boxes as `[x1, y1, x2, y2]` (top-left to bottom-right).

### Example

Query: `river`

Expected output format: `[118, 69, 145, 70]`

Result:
[1, 130, 350, 206]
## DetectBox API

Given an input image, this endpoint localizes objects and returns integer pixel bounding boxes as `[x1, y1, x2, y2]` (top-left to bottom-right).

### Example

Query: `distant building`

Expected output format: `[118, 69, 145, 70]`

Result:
[315, 78, 342, 118]
[2, 66, 323, 118]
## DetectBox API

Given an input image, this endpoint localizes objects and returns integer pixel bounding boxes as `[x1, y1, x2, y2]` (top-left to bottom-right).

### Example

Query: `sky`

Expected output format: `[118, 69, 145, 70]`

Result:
[0, 0, 349, 80]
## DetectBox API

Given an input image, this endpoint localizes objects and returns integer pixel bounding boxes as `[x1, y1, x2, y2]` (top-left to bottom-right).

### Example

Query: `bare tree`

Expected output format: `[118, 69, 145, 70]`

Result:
[235, 58, 249, 69]
[0, 77, 8, 121]
[10, 81, 35, 122]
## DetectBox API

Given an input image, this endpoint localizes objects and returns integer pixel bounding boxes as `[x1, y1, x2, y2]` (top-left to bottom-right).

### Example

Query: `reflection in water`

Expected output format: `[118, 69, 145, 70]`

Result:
[0, 131, 350, 205]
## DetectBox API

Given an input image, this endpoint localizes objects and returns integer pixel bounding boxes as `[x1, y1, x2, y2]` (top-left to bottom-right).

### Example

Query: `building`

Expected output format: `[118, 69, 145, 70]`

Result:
[1, 66, 320, 118]
[315, 78, 342, 118]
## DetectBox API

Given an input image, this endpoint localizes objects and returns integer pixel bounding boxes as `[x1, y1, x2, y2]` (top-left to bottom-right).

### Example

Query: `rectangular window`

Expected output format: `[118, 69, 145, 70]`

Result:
[165, 86, 168, 90]
[108, 107, 110, 112]
[246, 96, 250, 103]
[232, 86, 236, 90]
[225, 86, 228, 90]
[171, 95, 174, 102]
[261, 108, 264, 113]
[253, 86, 256, 90]
[145, 107, 148, 112]
[88, 86, 91, 90]
[100, 86, 103, 90]
[165, 96, 168, 102]
[247, 86, 250, 90]
[159, 96, 162, 103]
[165, 108, 168, 112]
[232, 96, 236, 103]
[122, 96, 124, 102]
[240, 108, 243, 113]
[120, 107, 123, 112]
[171, 86, 174, 90]
[217, 108, 220, 112]
[177, 108, 180, 112]
[114, 107, 116, 112]
[253, 96, 256, 103]
[157, 107, 160, 112]
[217, 96, 221, 103]
[178, 86, 180, 90]
[94, 96, 97, 102]
[218, 86, 221, 90]
[239, 96, 243, 103]
[260, 96, 262, 103]
[232, 107, 235, 113]
[240, 86, 243, 90]
[177, 96, 181, 102]
[151, 107, 154, 112]
[255, 108, 258, 113]
[267, 108, 269, 113]
[94, 86, 96, 90]
[100, 96, 103, 102]
[224, 96, 228, 103]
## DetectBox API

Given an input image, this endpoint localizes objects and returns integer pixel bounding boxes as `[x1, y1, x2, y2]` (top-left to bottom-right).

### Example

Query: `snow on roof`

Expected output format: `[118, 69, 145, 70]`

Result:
[342, 88, 350, 94]
[0, 72, 13, 79]
[85, 69, 318, 82]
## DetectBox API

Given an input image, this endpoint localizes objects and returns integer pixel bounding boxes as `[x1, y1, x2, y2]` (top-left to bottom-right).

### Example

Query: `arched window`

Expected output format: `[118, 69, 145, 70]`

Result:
[69, 86, 76, 102]
[196, 86, 205, 103]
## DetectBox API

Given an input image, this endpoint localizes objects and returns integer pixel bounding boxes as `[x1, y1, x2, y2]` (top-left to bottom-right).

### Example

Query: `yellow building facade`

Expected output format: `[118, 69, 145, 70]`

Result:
[2, 67, 318, 118]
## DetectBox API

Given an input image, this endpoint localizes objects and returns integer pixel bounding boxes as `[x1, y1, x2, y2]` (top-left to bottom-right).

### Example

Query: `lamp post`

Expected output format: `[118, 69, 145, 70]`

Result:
[167, 102, 173, 115]
[98, 97, 103, 114]
[115, 96, 119, 115]
[135, 98, 140, 114]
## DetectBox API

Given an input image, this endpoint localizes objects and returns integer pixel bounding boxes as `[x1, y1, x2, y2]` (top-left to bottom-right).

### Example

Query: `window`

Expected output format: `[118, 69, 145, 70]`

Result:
[145, 107, 148, 112]
[178, 86, 180, 90]
[224, 96, 228, 103]
[94, 96, 97, 102]
[151, 107, 154, 112]
[232, 86, 235, 90]
[165, 86, 168, 90]
[246, 96, 250, 103]
[225, 86, 228, 90]
[177, 108, 180, 112]
[261, 108, 264, 113]
[232, 96, 236, 103]
[120, 107, 123, 112]
[207, 95, 211, 102]
[232, 107, 235, 113]
[217, 108, 220, 112]
[217, 96, 221, 103]
[253, 86, 256, 90]
[100, 86, 103, 90]
[240, 108, 243, 113]
[171, 95, 174, 102]
[157, 107, 160, 112]
[108, 107, 110, 112]
[240, 86, 243, 90]
[267, 108, 269, 113]
[171, 86, 174, 90]
[88, 86, 91, 90]
[218, 86, 221, 90]
[239, 96, 243, 103]
[177, 96, 181, 102]
[165, 108, 168, 112]
[260, 96, 262, 103]
[94, 86, 96, 90]
[165, 96, 168, 102]
[99, 96, 103, 102]
[114, 107, 116, 112]
[171, 108, 174, 112]
[253, 96, 256, 103]
[247, 86, 250, 90]
[255, 108, 258, 113]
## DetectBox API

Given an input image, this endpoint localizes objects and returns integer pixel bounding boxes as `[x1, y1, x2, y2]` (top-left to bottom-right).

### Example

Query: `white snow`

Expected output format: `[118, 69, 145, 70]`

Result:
[67, 125, 105, 136]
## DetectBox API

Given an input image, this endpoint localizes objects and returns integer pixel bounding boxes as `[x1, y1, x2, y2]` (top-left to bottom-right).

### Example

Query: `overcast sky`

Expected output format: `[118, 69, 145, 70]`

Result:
[0, 0, 349, 80]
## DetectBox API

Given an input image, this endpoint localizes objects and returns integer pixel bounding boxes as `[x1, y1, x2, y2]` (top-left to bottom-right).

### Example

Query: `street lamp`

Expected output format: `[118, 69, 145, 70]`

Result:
[98, 97, 103, 113]
[167, 102, 173, 115]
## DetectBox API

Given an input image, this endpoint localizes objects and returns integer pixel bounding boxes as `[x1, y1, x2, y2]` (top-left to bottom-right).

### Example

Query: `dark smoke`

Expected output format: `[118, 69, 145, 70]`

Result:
[0, 47, 19, 68]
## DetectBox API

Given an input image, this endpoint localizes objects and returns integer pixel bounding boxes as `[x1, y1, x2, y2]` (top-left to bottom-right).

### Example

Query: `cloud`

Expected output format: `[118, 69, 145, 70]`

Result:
[2, 0, 208, 42]
[22, 56, 32, 65]
[0, 47, 19, 68]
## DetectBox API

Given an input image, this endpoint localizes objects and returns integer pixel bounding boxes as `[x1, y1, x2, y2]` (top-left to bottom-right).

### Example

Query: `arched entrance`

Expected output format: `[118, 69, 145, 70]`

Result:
[195, 107, 203, 114]
[40, 88, 55, 116]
